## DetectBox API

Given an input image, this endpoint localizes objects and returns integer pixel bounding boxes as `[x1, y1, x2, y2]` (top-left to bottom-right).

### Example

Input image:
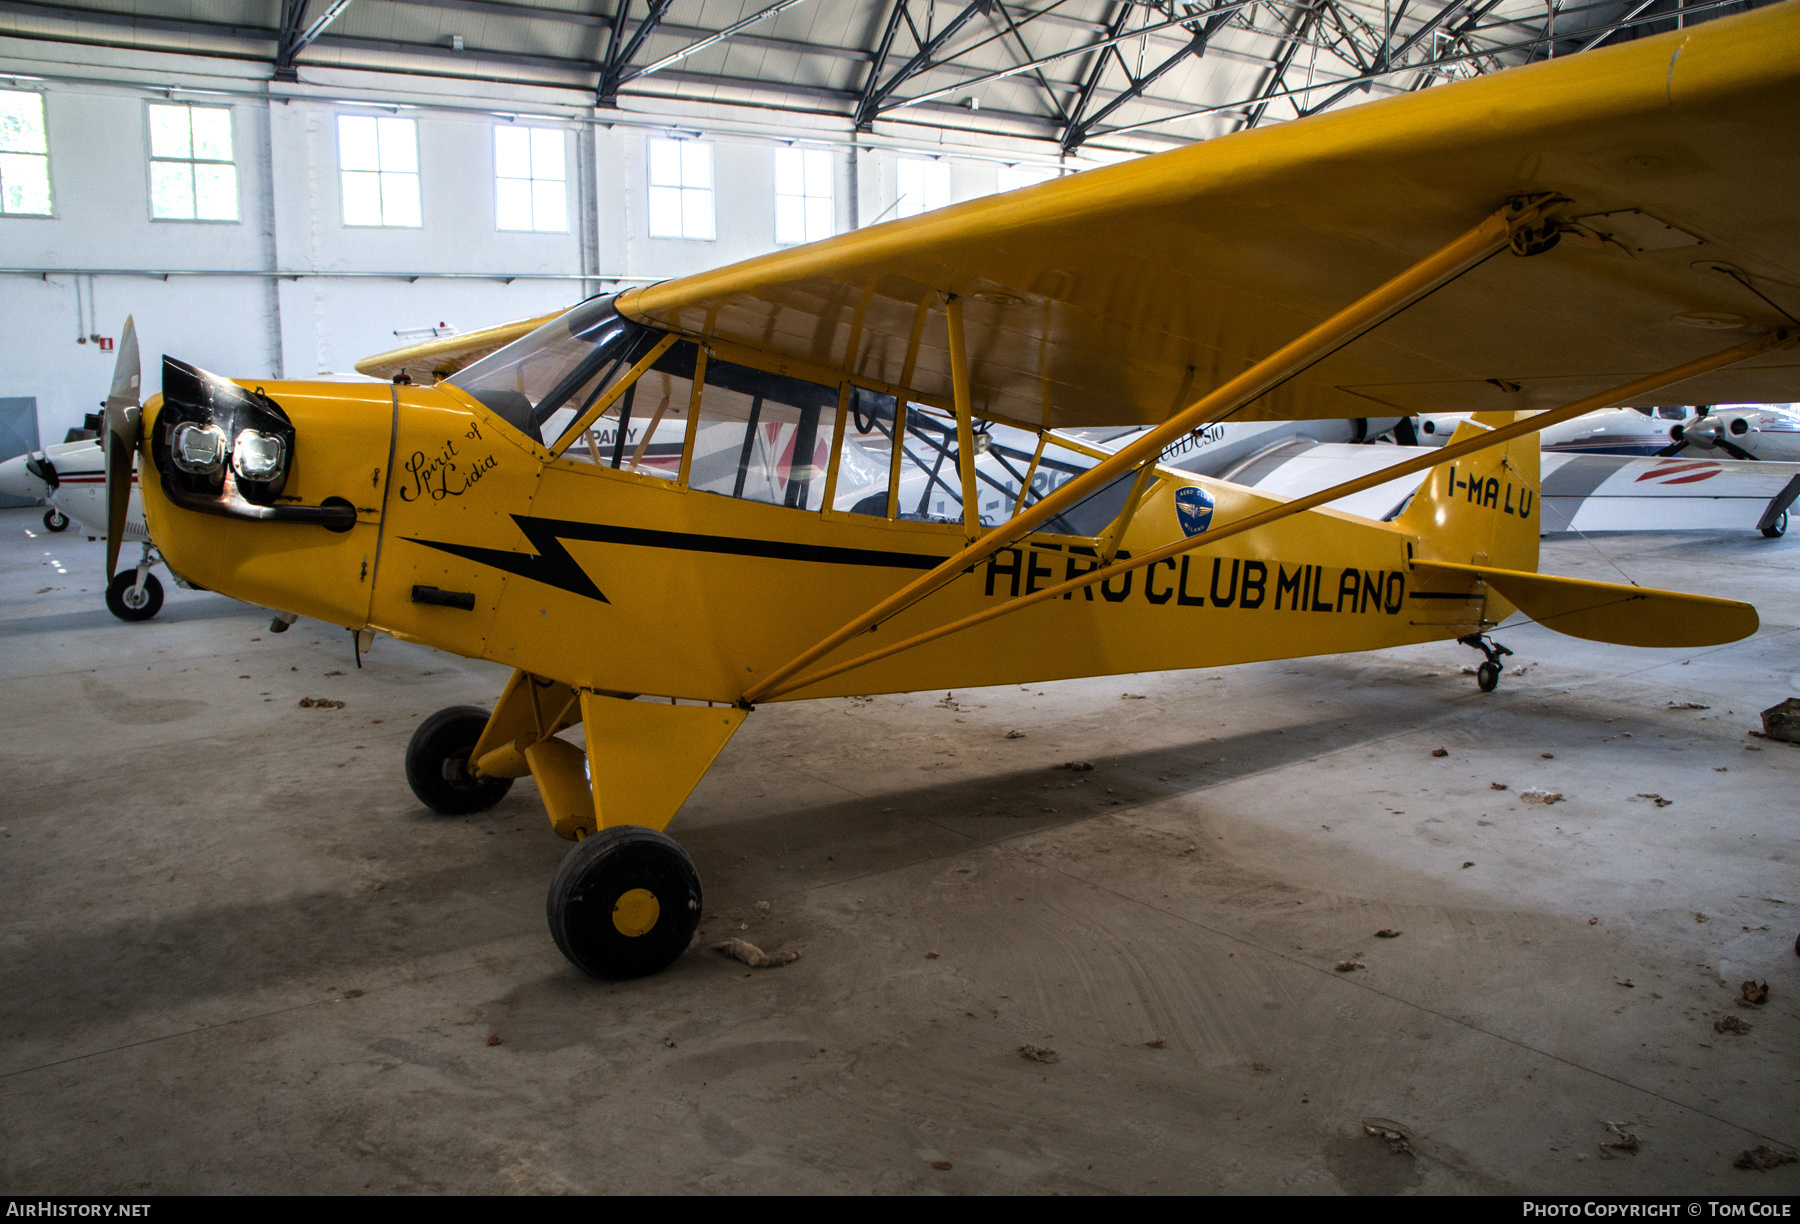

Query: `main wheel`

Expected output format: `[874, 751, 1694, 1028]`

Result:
[1762, 510, 1788, 539]
[1476, 660, 1500, 693]
[43, 509, 68, 532]
[404, 705, 513, 815]
[105, 570, 163, 621]
[547, 826, 702, 980]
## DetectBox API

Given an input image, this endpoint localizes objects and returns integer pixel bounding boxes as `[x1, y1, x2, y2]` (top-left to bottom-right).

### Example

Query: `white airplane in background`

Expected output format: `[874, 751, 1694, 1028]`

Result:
[1418, 404, 1800, 462]
[0, 437, 171, 620]
[1121, 414, 1800, 539]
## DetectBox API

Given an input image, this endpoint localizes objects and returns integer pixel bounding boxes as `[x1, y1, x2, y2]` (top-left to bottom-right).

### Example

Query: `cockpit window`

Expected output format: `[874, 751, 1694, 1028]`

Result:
[448, 295, 658, 444]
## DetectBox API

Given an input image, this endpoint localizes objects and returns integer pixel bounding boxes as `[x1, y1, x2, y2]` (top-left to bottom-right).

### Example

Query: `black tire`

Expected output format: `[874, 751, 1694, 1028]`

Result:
[105, 570, 163, 621]
[547, 826, 702, 980]
[1761, 510, 1787, 539]
[1476, 661, 1500, 693]
[404, 705, 513, 815]
[43, 509, 68, 532]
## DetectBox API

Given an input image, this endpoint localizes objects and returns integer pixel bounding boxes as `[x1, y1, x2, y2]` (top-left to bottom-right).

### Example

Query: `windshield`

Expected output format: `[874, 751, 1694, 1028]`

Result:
[447, 295, 658, 443]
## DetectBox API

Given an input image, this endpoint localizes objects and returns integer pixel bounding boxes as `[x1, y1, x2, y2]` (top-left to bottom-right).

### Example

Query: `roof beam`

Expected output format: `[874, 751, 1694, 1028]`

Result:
[598, 0, 675, 107]
[274, 0, 353, 81]
[857, 0, 997, 127]
[621, 0, 816, 84]
[1060, 2, 1237, 153]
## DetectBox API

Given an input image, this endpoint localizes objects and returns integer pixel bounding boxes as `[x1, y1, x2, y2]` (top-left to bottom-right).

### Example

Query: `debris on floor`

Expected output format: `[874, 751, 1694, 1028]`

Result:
[1334, 959, 1365, 972]
[931, 1160, 953, 1171]
[1430, 747, 1448, 757]
[1374, 929, 1402, 939]
[1519, 788, 1562, 804]
[1143, 1038, 1165, 1048]
[1734, 1146, 1799, 1171]
[1633, 792, 1674, 807]
[1740, 979, 1768, 1005]
[1005, 729, 1026, 739]
[1490, 782, 1507, 790]
[1597, 1121, 1639, 1159]
[714, 938, 798, 968]
[1667, 701, 1710, 710]
[1120, 693, 1145, 700]
[755, 900, 770, 912]
[486, 1034, 502, 1046]
[1058, 760, 1094, 771]
[1616, 979, 1634, 988]
[1018, 1044, 1060, 1063]
[297, 697, 346, 709]
[1713, 1014, 1752, 1035]
[1363, 1118, 1415, 1156]
[1759, 698, 1800, 743]
[1461, 861, 1475, 869]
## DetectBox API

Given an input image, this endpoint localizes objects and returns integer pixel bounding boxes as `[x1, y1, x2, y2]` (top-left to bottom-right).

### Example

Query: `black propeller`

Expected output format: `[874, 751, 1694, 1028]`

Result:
[102, 316, 140, 580]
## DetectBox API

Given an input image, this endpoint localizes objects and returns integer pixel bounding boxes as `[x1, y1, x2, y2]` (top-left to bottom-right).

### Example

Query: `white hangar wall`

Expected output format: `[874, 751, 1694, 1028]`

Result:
[0, 35, 1080, 445]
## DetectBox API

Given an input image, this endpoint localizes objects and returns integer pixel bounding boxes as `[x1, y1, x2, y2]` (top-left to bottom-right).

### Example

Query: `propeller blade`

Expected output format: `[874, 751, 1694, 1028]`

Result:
[103, 316, 140, 579]
[1717, 438, 1757, 462]
[1654, 440, 1688, 457]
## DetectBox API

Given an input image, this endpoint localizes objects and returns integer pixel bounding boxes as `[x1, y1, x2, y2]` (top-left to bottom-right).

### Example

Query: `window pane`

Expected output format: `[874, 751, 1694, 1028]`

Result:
[376, 118, 417, 173]
[149, 160, 194, 219]
[998, 165, 1053, 192]
[562, 341, 694, 481]
[924, 162, 950, 209]
[774, 195, 803, 244]
[494, 126, 530, 179]
[648, 137, 680, 187]
[803, 149, 831, 198]
[496, 176, 531, 230]
[529, 127, 564, 181]
[892, 405, 965, 523]
[680, 186, 713, 240]
[1, 151, 51, 214]
[0, 91, 47, 154]
[680, 140, 710, 189]
[647, 184, 682, 237]
[190, 108, 232, 161]
[193, 162, 237, 220]
[804, 196, 831, 242]
[690, 358, 837, 509]
[531, 178, 566, 232]
[896, 159, 922, 218]
[380, 171, 420, 226]
[837, 389, 896, 516]
[337, 116, 377, 171]
[341, 169, 382, 224]
[147, 104, 190, 159]
[773, 147, 801, 196]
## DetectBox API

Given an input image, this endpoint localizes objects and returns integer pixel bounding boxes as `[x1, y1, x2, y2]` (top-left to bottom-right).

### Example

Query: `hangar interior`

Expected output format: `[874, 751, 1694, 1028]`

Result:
[2, 0, 1797, 1196]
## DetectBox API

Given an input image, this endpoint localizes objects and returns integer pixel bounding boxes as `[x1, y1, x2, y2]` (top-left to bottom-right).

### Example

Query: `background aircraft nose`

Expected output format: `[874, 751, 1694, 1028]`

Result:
[0, 453, 49, 500]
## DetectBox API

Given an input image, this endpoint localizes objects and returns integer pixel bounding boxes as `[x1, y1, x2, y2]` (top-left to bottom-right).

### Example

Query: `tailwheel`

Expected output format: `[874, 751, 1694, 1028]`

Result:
[43, 509, 69, 532]
[1458, 633, 1512, 693]
[547, 826, 702, 980]
[405, 705, 514, 815]
[1476, 661, 1501, 693]
[1761, 510, 1787, 539]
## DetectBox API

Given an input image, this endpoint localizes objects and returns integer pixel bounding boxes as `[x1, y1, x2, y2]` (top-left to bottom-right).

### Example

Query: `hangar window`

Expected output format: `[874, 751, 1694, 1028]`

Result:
[895, 158, 950, 218]
[0, 90, 52, 216]
[689, 358, 838, 509]
[774, 147, 832, 244]
[494, 124, 567, 232]
[996, 164, 1055, 193]
[338, 115, 420, 227]
[147, 103, 237, 222]
[648, 137, 713, 240]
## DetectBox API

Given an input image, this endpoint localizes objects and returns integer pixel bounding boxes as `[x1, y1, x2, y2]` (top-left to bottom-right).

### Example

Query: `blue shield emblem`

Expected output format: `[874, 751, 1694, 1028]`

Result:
[1175, 486, 1214, 537]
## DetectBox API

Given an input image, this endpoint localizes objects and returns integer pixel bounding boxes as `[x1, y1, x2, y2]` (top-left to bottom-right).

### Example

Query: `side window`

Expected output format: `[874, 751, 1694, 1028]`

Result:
[557, 340, 695, 481]
[690, 359, 837, 509]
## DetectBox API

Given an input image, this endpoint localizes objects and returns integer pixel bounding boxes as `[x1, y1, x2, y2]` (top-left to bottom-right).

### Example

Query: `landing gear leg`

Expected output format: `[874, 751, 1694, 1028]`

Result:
[1459, 633, 1513, 693]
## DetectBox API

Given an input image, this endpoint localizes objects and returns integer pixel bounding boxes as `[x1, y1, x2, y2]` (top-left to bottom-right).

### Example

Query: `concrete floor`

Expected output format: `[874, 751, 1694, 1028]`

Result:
[1, 504, 1795, 1195]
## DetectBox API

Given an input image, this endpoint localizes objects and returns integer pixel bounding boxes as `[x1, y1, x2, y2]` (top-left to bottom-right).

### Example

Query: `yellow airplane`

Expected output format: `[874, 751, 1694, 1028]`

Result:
[103, 2, 1798, 979]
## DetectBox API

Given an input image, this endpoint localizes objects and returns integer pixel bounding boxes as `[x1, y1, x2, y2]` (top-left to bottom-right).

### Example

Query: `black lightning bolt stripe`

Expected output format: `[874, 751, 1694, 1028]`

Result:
[406, 514, 946, 604]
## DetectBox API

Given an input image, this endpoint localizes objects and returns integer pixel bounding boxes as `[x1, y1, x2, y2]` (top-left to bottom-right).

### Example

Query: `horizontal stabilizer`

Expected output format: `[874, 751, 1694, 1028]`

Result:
[1413, 560, 1757, 648]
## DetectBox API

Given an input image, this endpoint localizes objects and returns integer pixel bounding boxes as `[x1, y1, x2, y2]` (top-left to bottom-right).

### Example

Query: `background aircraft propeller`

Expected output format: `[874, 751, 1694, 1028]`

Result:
[103, 316, 140, 579]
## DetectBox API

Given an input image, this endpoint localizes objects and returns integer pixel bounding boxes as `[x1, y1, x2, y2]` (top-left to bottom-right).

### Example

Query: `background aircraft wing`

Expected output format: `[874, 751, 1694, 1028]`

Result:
[355, 311, 565, 384]
[619, 3, 1800, 432]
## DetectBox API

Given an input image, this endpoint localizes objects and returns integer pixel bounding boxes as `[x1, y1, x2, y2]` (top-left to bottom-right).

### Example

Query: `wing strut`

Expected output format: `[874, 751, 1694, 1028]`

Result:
[740, 196, 1553, 705]
[754, 327, 1792, 701]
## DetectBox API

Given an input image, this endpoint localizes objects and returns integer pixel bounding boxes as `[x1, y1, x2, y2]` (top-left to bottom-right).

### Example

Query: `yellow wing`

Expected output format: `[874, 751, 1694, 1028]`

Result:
[354, 311, 568, 384]
[1414, 560, 1758, 647]
[619, 3, 1800, 431]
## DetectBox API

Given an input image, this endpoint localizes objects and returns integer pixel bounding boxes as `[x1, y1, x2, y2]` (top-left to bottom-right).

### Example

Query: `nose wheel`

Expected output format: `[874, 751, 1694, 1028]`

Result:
[547, 826, 702, 980]
[43, 508, 69, 532]
[1458, 633, 1513, 693]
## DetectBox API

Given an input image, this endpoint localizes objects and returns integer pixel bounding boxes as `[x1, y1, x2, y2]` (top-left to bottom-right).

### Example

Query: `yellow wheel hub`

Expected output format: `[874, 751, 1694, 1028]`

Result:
[611, 887, 661, 937]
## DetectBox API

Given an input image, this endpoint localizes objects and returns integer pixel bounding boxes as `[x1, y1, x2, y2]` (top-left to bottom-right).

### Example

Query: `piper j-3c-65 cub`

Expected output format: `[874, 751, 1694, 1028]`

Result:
[109, 3, 1798, 980]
